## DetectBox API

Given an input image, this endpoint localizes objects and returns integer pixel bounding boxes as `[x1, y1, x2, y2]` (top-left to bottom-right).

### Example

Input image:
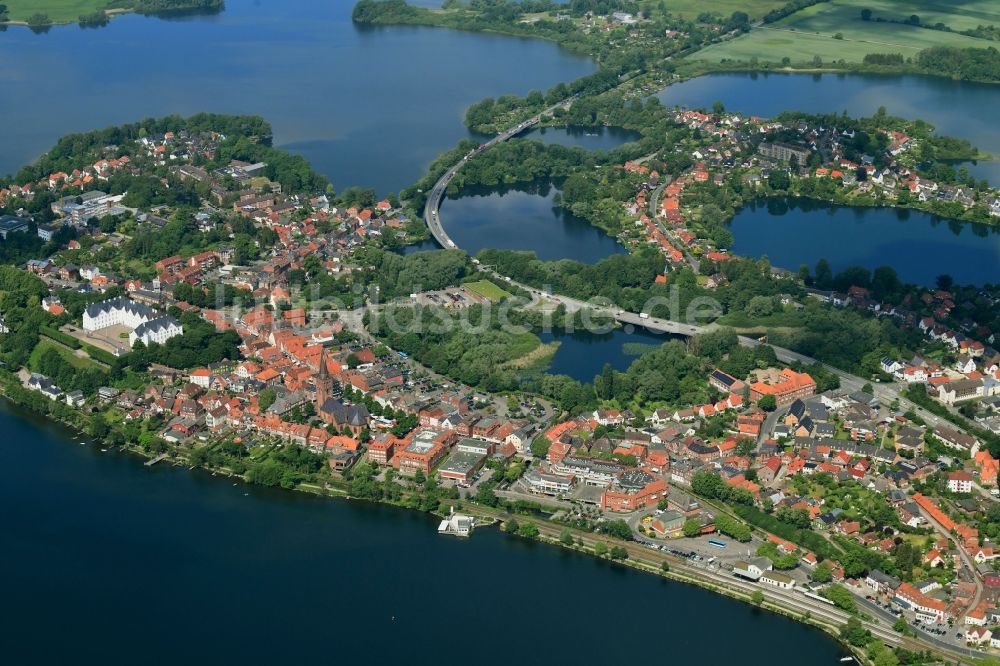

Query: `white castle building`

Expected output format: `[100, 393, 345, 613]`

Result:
[83, 296, 183, 348]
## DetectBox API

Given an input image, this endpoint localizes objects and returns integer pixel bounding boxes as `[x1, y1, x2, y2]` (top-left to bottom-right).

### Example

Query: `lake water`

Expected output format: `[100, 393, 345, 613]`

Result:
[540, 326, 677, 382]
[0, 400, 849, 664]
[0, 0, 594, 194]
[441, 181, 626, 262]
[657, 72, 1000, 185]
[730, 198, 1000, 287]
[520, 125, 641, 151]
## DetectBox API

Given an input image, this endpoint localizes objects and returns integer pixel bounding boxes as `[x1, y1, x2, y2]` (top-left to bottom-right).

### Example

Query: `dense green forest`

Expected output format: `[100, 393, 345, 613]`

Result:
[8, 114, 269, 185]
[368, 303, 542, 392]
[110, 0, 224, 15]
[917, 46, 1000, 84]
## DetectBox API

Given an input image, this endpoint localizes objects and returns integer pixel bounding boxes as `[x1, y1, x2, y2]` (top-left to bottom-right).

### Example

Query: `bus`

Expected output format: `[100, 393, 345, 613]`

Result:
[707, 539, 727, 549]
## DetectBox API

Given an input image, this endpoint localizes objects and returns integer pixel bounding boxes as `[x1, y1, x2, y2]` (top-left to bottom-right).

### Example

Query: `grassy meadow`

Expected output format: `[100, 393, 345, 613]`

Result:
[4, 1, 118, 22]
[653, 0, 789, 21]
[464, 279, 513, 302]
[691, 0, 1000, 64]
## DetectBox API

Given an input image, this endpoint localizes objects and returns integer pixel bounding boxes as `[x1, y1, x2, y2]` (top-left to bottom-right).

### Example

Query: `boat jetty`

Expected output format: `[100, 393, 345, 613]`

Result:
[438, 508, 475, 537]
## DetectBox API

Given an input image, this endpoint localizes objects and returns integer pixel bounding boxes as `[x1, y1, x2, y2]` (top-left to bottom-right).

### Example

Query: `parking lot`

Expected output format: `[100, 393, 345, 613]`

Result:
[411, 286, 489, 308]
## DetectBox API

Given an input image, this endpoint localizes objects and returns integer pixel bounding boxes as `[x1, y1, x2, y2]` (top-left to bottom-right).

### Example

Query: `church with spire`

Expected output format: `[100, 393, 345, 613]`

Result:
[315, 346, 331, 409]
[315, 346, 369, 435]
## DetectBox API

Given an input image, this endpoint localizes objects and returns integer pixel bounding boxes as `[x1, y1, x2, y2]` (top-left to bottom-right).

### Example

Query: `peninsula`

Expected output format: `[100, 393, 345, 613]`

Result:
[0, 0, 223, 28]
[353, 0, 1000, 85]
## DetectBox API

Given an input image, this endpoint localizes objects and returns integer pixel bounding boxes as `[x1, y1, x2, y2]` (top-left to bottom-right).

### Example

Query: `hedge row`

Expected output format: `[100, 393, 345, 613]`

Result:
[40, 325, 82, 350]
[81, 343, 117, 366]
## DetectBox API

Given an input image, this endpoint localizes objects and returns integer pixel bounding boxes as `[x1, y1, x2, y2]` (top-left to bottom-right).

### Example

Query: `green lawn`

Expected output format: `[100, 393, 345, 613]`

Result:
[692, 0, 997, 64]
[464, 279, 513, 302]
[29, 338, 103, 372]
[4, 1, 118, 22]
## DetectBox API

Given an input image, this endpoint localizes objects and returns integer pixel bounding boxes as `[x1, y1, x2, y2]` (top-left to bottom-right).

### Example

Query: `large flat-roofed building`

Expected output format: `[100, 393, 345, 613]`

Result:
[553, 456, 621, 487]
[439, 450, 486, 485]
[395, 427, 454, 476]
[758, 142, 811, 164]
[456, 437, 494, 456]
[0, 215, 30, 239]
[523, 468, 575, 496]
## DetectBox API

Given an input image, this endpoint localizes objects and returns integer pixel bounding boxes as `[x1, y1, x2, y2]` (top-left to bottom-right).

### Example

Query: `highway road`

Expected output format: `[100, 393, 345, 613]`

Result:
[423, 97, 573, 249]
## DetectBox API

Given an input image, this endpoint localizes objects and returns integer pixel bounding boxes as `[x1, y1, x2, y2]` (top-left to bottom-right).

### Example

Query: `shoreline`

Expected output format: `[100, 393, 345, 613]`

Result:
[0, 385, 976, 665]
[441, 145, 1000, 243]
[0, 390, 862, 654]
[354, 5, 1000, 89]
[679, 61, 1000, 88]
[0, 2, 223, 29]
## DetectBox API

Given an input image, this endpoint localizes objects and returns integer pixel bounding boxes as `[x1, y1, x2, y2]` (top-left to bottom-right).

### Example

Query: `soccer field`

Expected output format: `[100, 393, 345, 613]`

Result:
[691, 0, 998, 64]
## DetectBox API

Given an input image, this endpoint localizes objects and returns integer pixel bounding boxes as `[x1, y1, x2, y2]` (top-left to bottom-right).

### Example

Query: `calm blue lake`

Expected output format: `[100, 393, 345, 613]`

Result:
[520, 125, 641, 150]
[540, 326, 676, 382]
[0, 0, 594, 194]
[0, 399, 849, 664]
[730, 198, 1000, 287]
[441, 180, 626, 262]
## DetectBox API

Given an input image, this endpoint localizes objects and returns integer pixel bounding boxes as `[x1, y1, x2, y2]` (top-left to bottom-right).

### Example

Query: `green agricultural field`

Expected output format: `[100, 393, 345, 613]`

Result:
[653, 0, 789, 21]
[4, 1, 117, 22]
[691, 0, 998, 64]
[796, 0, 1000, 36]
[464, 279, 513, 302]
